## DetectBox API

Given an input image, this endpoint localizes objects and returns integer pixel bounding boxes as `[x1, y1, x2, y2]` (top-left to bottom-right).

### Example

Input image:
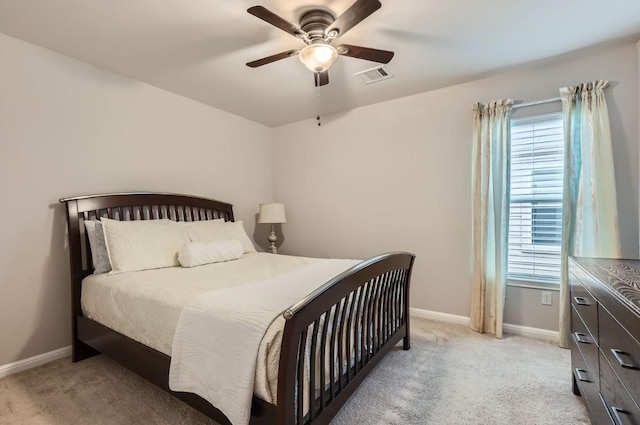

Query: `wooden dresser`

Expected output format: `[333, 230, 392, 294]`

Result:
[570, 257, 640, 425]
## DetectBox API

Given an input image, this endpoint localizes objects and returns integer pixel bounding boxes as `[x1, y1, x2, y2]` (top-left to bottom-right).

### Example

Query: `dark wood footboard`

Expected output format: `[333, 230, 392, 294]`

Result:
[277, 252, 414, 425]
[60, 193, 415, 425]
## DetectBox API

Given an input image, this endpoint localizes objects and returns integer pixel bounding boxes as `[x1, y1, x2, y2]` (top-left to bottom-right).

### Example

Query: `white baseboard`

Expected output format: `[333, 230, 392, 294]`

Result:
[0, 346, 71, 380]
[410, 308, 559, 343]
[502, 323, 559, 343]
[410, 307, 470, 326]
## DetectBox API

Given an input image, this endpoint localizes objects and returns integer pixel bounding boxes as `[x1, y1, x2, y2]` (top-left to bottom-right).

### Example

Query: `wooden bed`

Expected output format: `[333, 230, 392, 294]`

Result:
[60, 192, 415, 425]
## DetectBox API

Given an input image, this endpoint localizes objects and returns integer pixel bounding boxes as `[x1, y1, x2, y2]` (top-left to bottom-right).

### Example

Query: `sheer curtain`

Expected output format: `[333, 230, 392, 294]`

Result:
[558, 80, 621, 348]
[471, 99, 513, 338]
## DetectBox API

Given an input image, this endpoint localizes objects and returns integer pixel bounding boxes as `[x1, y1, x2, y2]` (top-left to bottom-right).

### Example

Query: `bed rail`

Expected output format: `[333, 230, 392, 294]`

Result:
[276, 252, 415, 425]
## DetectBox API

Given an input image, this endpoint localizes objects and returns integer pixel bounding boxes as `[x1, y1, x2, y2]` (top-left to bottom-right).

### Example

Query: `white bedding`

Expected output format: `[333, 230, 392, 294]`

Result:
[169, 259, 358, 425]
[80, 253, 358, 410]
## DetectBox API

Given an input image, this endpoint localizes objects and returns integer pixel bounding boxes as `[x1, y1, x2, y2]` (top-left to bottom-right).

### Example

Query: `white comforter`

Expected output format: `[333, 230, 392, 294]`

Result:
[81, 253, 358, 424]
[168, 259, 358, 425]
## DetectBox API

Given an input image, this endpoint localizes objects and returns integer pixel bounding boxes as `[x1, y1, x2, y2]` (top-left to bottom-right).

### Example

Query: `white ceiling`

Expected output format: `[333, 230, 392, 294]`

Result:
[1, 1, 640, 127]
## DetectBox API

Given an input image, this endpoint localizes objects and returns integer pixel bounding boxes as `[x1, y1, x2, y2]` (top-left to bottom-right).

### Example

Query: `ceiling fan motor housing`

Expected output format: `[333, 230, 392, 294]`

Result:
[299, 9, 335, 40]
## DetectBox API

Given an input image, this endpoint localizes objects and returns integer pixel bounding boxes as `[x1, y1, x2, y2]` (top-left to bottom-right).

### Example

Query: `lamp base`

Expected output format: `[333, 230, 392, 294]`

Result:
[268, 225, 278, 254]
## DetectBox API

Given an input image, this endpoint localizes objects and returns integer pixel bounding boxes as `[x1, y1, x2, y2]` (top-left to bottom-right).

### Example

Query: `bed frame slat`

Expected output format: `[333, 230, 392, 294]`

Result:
[329, 303, 339, 403]
[345, 286, 359, 383]
[308, 320, 320, 420]
[319, 308, 331, 410]
[337, 297, 348, 393]
[383, 273, 391, 341]
[354, 281, 368, 373]
[297, 328, 307, 425]
[371, 276, 382, 355]
[364, 276, 378, 364]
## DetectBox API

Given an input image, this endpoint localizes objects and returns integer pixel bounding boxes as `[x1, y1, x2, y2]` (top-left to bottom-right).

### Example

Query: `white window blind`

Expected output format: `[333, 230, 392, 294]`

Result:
[508, 112, 564, 284]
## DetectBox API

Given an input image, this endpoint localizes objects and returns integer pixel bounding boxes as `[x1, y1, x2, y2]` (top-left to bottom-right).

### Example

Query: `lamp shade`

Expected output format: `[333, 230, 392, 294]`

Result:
[258, 203, 287, 224]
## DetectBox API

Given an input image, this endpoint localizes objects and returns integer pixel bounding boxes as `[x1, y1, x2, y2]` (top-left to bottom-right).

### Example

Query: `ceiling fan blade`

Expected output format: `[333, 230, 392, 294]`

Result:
[247, 6, 307, 39]
[314, 71, 329, 87]
[325, 0, 381, 38]
[337, 44, 394, 63]
[246, 50, 298, 68]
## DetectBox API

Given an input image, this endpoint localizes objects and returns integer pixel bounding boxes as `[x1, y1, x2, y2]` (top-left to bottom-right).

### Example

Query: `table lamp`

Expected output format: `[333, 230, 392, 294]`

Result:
[258, 203, 287, 254]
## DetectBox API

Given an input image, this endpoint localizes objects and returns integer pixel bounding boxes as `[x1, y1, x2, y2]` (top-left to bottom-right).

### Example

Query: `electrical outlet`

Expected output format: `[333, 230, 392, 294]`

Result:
[541, 291, 553, 306]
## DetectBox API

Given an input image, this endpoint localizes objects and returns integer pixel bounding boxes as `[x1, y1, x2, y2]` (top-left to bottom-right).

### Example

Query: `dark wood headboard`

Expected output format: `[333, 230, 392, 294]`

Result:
[59, 192, 235, 334]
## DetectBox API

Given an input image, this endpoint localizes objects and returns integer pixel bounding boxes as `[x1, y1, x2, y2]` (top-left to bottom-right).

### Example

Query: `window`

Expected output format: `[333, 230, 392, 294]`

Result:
[508, 112, 564, 285]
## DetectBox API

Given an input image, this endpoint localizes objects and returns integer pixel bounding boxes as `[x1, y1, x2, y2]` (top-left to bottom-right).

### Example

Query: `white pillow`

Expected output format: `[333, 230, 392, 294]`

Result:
[178, 240, 243, 268]
[183, 219, 256, 254]
[179, 219, 226, 242]
[101, 218, 189, 273]
[84, 220, 112, 274]
[84, 220, 99, 266]
[93, 222, 113, 273]
[222, 221, 257, 254]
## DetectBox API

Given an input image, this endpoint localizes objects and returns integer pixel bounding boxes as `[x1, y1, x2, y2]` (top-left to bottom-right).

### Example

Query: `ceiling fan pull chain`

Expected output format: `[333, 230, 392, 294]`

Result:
[315, 73, 322, 127]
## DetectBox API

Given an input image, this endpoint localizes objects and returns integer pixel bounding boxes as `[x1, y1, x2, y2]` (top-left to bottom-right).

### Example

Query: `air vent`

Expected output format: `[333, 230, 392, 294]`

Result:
[354, 65, 394, 85]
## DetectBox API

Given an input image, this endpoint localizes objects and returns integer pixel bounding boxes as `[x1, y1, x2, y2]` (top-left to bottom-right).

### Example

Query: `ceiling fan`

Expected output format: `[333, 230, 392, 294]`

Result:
[246, 0, 394, 87]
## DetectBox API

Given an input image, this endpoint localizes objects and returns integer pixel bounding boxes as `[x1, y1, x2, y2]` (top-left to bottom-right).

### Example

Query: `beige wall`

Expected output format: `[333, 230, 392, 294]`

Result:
[274, 42, 639, 331]
[0, 33, 273, 366]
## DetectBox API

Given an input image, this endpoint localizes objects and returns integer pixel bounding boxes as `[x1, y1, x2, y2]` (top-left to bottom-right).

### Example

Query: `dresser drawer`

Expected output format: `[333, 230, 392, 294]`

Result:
[601, 354, 640, 425]
[600, 305, 640, 406]
[572, 304, 600, 386]
[572, 338, 612, 424]
[571, 272, 599, 344]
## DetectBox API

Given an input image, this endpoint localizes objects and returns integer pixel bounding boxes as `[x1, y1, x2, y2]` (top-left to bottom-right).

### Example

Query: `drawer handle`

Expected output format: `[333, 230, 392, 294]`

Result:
[573, 296, 591, 306]
[574, 368, 591, 383]
[611, 349, 638, 370]
[611, 407, 629, 425]
[573, 332, 591, 344]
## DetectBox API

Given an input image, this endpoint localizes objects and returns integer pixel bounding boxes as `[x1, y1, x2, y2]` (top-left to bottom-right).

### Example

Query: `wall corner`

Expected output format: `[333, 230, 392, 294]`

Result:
[637, 40, 640, 257]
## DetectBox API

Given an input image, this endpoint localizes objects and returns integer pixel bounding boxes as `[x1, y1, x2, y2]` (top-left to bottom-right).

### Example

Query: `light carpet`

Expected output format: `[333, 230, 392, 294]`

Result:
[0, 317, 590, 425]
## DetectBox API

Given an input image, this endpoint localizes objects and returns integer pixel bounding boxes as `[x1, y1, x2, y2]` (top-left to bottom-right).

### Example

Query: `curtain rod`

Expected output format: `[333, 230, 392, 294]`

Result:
[512, 96, 561, 110]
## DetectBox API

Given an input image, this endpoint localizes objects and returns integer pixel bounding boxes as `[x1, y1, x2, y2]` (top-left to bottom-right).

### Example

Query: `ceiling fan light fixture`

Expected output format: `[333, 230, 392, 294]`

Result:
[299, 42, 338, 72]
